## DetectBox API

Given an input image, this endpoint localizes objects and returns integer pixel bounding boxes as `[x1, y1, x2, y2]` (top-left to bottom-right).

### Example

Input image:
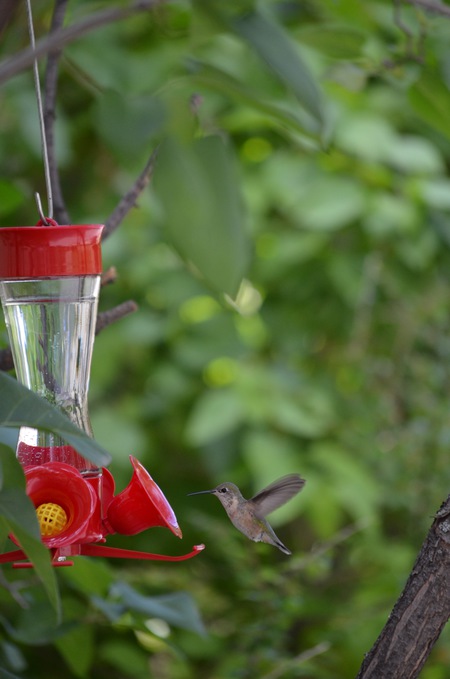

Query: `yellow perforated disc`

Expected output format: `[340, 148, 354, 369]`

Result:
[36, 503, 68, 537]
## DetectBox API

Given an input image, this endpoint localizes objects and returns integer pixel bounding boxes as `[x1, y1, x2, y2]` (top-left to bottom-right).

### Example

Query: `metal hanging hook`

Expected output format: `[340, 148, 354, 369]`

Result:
[34, 192, 49, 225]
[25, 0, 54, 224]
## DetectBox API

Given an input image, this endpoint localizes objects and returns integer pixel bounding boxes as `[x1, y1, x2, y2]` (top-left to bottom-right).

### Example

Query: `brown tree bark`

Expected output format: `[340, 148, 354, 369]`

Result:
[356, 495, 450, 678]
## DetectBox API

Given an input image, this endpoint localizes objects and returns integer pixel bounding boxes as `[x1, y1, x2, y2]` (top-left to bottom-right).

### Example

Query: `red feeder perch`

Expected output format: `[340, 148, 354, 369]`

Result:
[0, 221, 204, 567]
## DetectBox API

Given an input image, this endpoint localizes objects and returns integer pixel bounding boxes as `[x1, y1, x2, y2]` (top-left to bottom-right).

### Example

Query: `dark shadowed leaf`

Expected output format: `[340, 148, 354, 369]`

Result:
[0, 373, 111, 468]
[232, 10, 325, 127]
[0, 446, 60, 619]
[112, 581, 206, 635]
[154, 135, 250, 296]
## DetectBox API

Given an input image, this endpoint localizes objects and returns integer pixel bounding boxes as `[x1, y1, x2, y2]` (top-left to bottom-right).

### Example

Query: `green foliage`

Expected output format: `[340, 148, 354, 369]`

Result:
[154, 135, 249, 296]
[1, 0, 450, 677]
[0, 373, 111, 468]
[0, 445, 60, 619]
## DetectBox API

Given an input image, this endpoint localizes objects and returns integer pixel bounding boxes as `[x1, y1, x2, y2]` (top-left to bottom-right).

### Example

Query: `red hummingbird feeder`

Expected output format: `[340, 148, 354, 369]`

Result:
[0, 220, 204, 567]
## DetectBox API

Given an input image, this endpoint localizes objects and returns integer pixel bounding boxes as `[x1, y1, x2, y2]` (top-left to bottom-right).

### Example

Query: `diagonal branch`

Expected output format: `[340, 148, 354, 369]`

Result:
[356, 495, 450, 679]
[0, 0, 167, 86]
[402, 0, 450, 17]
[103, 147, 159, 239]
[44, 0, 70, 225]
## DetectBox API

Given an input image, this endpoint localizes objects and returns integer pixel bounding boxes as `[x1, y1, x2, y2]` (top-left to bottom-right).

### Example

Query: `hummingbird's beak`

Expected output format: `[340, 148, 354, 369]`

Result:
[187, 489, 215, 496]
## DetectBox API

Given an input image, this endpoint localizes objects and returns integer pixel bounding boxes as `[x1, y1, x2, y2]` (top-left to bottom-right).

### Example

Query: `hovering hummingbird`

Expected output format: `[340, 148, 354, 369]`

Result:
[188, 474, 305, 555]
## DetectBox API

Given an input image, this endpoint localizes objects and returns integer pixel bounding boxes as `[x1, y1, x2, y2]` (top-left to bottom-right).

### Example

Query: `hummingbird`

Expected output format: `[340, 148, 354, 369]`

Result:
[188, 474, 305, 555]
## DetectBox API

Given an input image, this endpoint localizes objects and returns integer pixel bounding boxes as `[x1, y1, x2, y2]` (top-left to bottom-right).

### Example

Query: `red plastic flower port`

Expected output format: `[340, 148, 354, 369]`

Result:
[0, 455, 204, 568]
[104, 456, 182, 538]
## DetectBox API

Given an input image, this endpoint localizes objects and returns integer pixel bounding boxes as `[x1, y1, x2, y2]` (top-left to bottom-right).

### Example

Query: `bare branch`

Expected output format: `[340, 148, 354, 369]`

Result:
[101, 266, 118, 287]
[0, 0, 167, 86]
[402, 0, 450, 17]
[44, 0, 70, 225]
[95, 301, 138, 335]
[103, 147, 159, 239]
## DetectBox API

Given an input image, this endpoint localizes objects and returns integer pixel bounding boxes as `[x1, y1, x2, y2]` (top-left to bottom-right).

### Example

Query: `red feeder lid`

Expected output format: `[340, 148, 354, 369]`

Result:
[0, 221, 103, 278]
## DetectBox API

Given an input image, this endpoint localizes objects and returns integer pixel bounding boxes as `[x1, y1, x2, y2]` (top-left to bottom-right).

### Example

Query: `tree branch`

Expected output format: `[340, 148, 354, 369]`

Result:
[95, 301, 138, 335]
[402, 0, 450, 17]
[44, 0, 70, 225]
[0, 0, 167, 86]
[103, 147, 159, 239]
[356, 495, 450, 679]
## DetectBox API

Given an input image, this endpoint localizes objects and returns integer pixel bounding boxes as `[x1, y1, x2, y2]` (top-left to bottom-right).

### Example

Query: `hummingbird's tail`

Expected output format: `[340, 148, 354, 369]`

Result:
[259, 523, 292, 555]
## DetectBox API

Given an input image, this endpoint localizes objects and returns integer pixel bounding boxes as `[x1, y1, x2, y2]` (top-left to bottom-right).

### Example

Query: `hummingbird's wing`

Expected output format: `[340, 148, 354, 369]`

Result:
[250, 474, 305, 518]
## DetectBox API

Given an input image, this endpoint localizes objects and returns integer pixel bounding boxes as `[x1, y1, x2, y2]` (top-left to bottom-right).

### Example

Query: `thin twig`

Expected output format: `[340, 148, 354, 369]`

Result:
[95, 301, 138, 335]
[402, 0, 450, 17]
[44, 0, 70, 225]
[101, 266, 118, 287]
[0, 0, 167, 86]
[260, 642, 331, 679]
[103, 147, 159, 239]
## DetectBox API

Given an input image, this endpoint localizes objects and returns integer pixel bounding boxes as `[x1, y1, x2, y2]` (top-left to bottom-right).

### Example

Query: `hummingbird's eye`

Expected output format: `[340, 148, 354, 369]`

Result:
[219, 487, 228, 493]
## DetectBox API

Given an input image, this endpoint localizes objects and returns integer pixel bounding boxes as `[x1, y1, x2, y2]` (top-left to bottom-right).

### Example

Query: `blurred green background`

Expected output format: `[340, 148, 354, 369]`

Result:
[1, 0, 450, 677]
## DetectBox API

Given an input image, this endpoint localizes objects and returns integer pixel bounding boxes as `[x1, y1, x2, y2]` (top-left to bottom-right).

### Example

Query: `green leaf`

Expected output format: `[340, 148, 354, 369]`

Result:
[112, 582, 206, 635]
[188, 61, 321, 142]
[54, 623, 94, 678]
[233, 10, 325, 128]
[0, 428, 18, 451]
[0, 180, 24, 217]
[154, 135, 250, 296]
[0, 668, 23, 679]
[0, 373, 111, 468]
[95, 89, 166, 159]
[297, 25, 366, 60]
[409, 68, 450, 141]
[0, 447, 60, 619]
[185, 389, 243, 445]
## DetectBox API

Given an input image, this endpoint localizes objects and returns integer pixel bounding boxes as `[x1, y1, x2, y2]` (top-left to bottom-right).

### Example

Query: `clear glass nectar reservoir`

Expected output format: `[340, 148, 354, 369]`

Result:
[1, 276, 100, 471]
[0, 222, 103, 475]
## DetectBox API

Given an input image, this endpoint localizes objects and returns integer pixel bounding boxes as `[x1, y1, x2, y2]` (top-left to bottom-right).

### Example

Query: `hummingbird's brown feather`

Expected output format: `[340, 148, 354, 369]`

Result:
[250, 474, 305, 518]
